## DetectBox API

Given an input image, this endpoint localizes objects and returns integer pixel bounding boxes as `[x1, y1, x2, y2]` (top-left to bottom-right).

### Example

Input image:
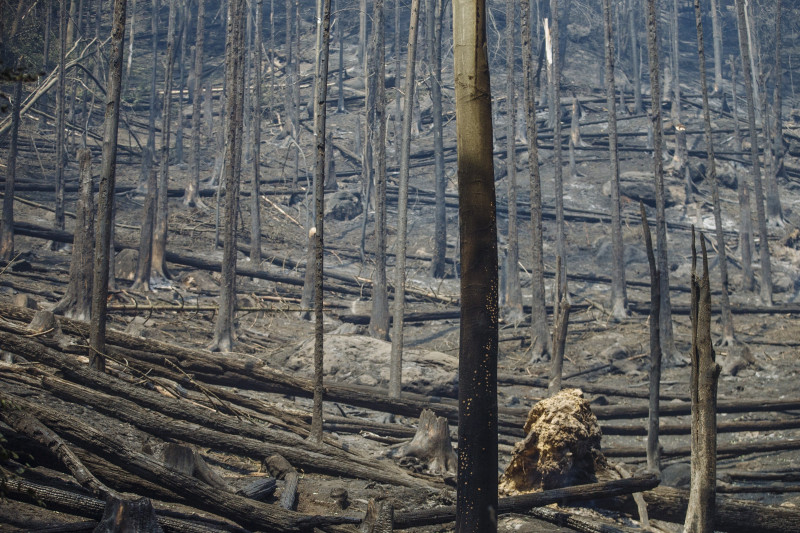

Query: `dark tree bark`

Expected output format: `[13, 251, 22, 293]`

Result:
[603, 0, 628, 321]
[310, 0, 332, 444]
[184, 0, 205, 208]
[152, 0, 178, 282]
[390, 0, 421, 398]
[368, 0, 389, 342]
[251, 0, 263, 266]
[645, 0, 679, 364]
[90, 0, 127, 372]
[693, 0, 735, 346]
[53, 148, 94, 321]
[210, 0, 246, 352]
[429, 0, 446, 279]
[53, 0, 67, 248]
[766, 0, 784, 228]
[358, 0, 367, 70]
[549, 0, 566, 292]
[709, 0, 723, 94]
[734, 0, 772, 305]
[628, 0, 642, 114]
[453, 0, 499, 529]
[640, 203, 661, 472]
[728, 54, 755, 292]
[0, 80, 21, 261]
[503, 0, 522, 323]
[132, 169, 157, 292]
[175, 1, 188, 166]
[684, 231, 721, 533]
[140, 0, 159, 189]
[336, 0, 345, 113]
[521, 0, 551, 363]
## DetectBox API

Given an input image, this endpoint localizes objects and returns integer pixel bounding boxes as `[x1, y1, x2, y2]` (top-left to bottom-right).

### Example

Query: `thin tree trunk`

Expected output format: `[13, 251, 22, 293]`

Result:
[53, 148, 94, 320]
[766, 0, 784, 228]
[734, 0, 772, 306]
[390, 0, 421, 399]
[729, 54, 755, 292]
[549, 0, 566, 292]
[90, 0, 127, 372]
[603, 0, 628, 321]
[53, 0, 68, 248]
[358, 0, 367, 70]
[368, 0, 389, 342]
[694, 0, 735, 346]
[709, 0, 723, 94]
[683, 231, 720, 533]
[152, 0, 178, 282]
[641, 204, 661, 472]
[132, 169, 157, 292]
[310, 0, 332, 444]
[453, 0, 498, 529]
[185, 0, 205, 208]
[503, 0, 522, 322]
[210, 0, 246, 352]
[628, 0, 642, 114]
[429, 0, 446, 279]
[1, 81, 21, 261]
[646, 0, 678, 364]
[336, 0, 344, 113]
[251, 0, 263, 266]
[126, 0, 136, 82]
[175, 0, 188, 166]
[522, 0, 551, 363]
[141, 0, 159, 188]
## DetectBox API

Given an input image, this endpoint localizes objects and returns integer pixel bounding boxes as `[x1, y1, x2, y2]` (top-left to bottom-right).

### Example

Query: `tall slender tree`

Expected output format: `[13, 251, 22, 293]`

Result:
[693, 0, 735, 346]
[709, 0, 723, 94]
[53, 0, 68, 249]
[503, 0, 523, 323]
[549, 0, 566, 293]
[185, 0, 206, 208]
[522, 0, 551, 363]
[766, 0, 784, 228]
[210, 0, 246, 352]
[734, 0, 772, 305]
[390, 0, 421, 399]
[603, 0, 628, 321]
[1, 80, 22, 261]
[646, 0, 678, 363]
[90, 0, 127, 371]
[453, 0, 498, 529]
[429, 0, 446, 279]
[140, 0, 160, 189]
[251, 0, 263, 266]
[152, 0, 178, 282]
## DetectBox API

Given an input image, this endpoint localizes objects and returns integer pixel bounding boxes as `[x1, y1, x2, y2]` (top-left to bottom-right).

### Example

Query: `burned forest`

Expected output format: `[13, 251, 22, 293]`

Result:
[4, 0, 800, 531]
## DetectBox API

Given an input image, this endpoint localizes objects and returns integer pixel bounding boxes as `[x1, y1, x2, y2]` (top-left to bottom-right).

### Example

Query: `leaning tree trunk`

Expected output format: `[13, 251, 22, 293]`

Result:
[693, 0, 735, 346]
[309, 0, 333, 444]
[646, 0, 678, 364]
[184, 0, 205, 208]
[603, 0, 628, 321]
[503, 0, 523, 323]
[89, 0, 127, 372]
[210, 0, 246, 353]
[521, 0, 551, 363]
[368, 0, 390, 342]
[429, 0, 447, 279]
[0, 80, 21, 261]
[390, 0, 421, 399]
[152, 0, 178, 283]
[53, 148, 94, 321]
[453, 0, 499, 530]
[734, 0, 772, 306]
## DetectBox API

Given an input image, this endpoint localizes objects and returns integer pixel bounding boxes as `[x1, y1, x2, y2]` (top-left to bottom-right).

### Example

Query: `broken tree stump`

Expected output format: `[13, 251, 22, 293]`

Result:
[265, 454, 299, 511]
[389, 408, 456, 476]
[94, 496, 164, 533]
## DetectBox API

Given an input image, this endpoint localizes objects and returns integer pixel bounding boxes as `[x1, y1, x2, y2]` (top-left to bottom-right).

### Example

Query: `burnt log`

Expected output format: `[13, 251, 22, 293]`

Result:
[94, 496, 164, 533]
[264, 454, 299, 511]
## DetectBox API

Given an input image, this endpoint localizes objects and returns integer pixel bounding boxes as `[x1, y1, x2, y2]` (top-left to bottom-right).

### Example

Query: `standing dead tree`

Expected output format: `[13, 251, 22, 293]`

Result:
[0, 80, 21, 261]
[641, 203, 661, 472]
[184, 0, 206, 208]
[53, 0, 68, 250]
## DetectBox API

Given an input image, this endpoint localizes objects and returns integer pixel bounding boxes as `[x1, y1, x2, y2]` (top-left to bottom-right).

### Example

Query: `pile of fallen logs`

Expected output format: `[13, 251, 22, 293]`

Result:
[1, 302, 800, 532]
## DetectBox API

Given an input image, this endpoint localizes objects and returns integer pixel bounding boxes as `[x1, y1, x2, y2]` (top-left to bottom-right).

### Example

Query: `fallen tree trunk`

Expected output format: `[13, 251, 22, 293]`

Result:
[604, 437, 800, 458]
[602, 417, 800, 436]
[599, 485, 800, 533]
[392, 473, 659, 528]
[0, 391, 360, 532]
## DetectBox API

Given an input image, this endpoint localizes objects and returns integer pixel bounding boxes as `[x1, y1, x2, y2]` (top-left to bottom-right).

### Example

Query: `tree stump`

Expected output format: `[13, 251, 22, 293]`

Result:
[94, 496, 164, 533]
[390, 408, 456, 476]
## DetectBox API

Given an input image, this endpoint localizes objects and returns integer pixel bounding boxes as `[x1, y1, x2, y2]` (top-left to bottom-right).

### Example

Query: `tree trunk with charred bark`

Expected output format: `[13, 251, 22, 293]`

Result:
[53, 0, 67, 248]
[0, 80, 21, 261]
[184, 0, 205, 208]
[429, 0, 446, 279]
[132, 168, 157, 292]
[251, 0, 263, 265]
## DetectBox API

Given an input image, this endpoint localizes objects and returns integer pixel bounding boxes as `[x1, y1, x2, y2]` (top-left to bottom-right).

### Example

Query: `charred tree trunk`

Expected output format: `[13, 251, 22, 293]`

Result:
[141, 0, 160, 189]
[628, 0, 642, 114]
[549, 0, 566, 292]
[132, 168, 157, 292]
[184, 0, 205, 208]
[709, 0, 723, 94]
[90, 0, 127, 372]
[641, 203, 662, 472]
[521, 0, 551, 363]
[152, 0, 178, 282]
[693, 0, 735, 346]
[429, 0, 446, 279]
[175, 1, 188, 166]
[368, 0, 389, 342]
[0, 80, 21, 261]
[453, 0, 499, 529]
[251, 0, 263, 266]
[766, 0, 784, 228]
[53, 0, 68, 248]
[684, 230, 721, 533]
[603, 0, 628, 321]
[734, 0, 772, 306]
[210, 0, 246, 353]
[53, 148, 94, 320]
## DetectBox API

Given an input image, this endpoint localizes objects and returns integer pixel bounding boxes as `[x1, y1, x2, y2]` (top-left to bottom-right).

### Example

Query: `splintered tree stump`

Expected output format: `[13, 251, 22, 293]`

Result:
[391, 408, 456, 476]
[94, 496, 164, 533]
[360, 498, 394, 533]
[500, 388, 606, 493]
